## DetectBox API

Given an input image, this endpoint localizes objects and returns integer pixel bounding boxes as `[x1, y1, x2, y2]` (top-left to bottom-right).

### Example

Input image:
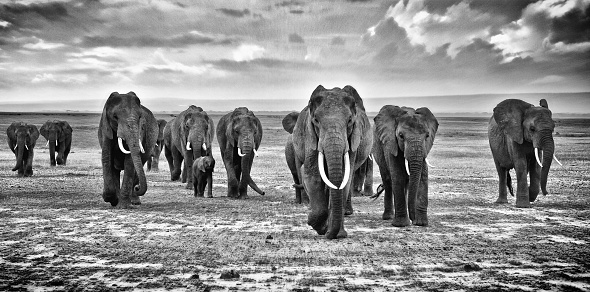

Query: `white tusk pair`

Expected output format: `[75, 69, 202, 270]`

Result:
[535, 148, 563, 167]
[237, 147, 246, 157]
[186, 141, 192, 151]
[318, 151, 350, 190]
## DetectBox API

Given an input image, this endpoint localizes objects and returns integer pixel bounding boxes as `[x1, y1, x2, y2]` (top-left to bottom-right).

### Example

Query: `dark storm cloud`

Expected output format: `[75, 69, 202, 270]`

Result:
[216, 8, 250, 18]
[288, 33, 304, 43]
[550, 5, 590, 44]
[81, 33, 233, 48]
[1, 2, 69, 21]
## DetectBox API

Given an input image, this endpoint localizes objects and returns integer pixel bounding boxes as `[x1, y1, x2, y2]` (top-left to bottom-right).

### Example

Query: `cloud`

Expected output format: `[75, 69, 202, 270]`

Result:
[529, 75, 566, 84]
[216, 8, 251, 17]
[23, 37, 66, 50]
[1, 2, 69, 21]
[288, 33, 305, 43]
[31, 73, 88, 85]
[232, 44, 265, 62]
[81, 31, 233, 48]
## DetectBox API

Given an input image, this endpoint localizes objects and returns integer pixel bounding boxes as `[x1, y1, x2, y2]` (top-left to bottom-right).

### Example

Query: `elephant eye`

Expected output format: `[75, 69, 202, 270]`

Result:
[399, 133, 404, 139]
[530, 126, 536, 132]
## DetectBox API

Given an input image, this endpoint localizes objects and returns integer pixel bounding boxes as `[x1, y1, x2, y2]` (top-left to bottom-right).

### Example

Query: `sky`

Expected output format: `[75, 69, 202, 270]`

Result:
[0, 0, 589, 111]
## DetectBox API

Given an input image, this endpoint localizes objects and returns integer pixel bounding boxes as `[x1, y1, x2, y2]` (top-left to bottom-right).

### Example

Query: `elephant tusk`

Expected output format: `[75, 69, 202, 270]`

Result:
[25, 145, 29, 150]
[534, 148, 543, 168]
[369, 154, 374, 161]
[186, 141, 192, 151]
[253, 148, 258, 157]
[237, 147, 246, 157]
[318, 152, 339, 190]
[55, 140, 58, 146]
[405, 159, 410, 176]
[425, 158, 434, 168]
[155, 143, 159, 148]
[118, 137, 131, 154]
[139, 139, 145, 153]
[45, 140, 49, 147]
[13, 145, 17, 150]
[202, 143, 207, 151]
[553, 154, 563, 166]
[339, 152, 350, 190]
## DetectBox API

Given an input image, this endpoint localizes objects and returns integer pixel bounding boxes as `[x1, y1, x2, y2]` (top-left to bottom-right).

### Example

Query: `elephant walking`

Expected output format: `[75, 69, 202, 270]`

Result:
[98, 92, 158, 208]
[40, 120, 72, 166]
[166, 106, 215, 189]
[488, 99, 560, 208]
[372, 105, 438, 227]
[217, 107, 265, 199]
[7, 122, 39, 177]
[282, 112, 309, 204]
[147, 119, 167, 172]
[292, 85, 373, 239]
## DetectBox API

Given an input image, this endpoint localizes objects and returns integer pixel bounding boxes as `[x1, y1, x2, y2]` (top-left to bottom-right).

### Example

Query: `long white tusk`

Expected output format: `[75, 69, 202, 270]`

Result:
[553, 154, 563, 166]
[46, 140, 49, 147]
[253, 148, 258, 157]
[405, 159, 410, 176]
[25, 145, 29, 150]
[369, 154, 374, 161]
[139, 139, 145, 153]
[237, 147, 246, 157]
[425, 158, 434, 168]
[318, 152, 339, 190]
[55, 140, 58, 146]
[202, 143, 207, 151]
[118, 137, 131, 154]
[13, 145, 17, 150]
[339, 152, 350, 190]
[534, 148, 542, 167]
[186, 141, 192, 151]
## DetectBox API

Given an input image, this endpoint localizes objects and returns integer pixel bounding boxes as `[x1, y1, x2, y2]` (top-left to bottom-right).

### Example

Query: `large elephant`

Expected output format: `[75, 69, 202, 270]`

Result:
[168, 106, 215, 189]
[292, 85, 373, 239]
[488, 99, 560, 208]
[146, 119, 167, 172]
[217, 107, 265, 199]
[6, 122, 39, 177]
[372, 105, 438, 227]
[282, 112, 309, 204]
[40, 120, 72, 166]
[98, 92, 158, 208]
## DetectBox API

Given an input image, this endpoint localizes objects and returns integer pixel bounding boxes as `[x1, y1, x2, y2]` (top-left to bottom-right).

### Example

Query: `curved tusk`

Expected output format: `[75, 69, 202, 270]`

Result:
[534, 148, 542, 167]
[339, 152, 350, 190]
[405, 159, 410, 176]
[202, 143, 207, 151]
[237, 147, 246, 157]
[46, 140, 49, 147]
[118, 137, 131, 154]
[553, 154, 563, 166]
[186, 141, 192, 151]
[369, 154, 374, 161]
[253, 148, 258, 157]
[318, 152, 339, 190]
[139, 139, 145, 153]
[425, 158, 434, 168]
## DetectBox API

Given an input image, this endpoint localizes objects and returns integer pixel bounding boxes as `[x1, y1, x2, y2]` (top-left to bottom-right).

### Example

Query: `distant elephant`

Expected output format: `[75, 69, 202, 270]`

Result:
[163, 117, 175, 178]
[167, 106, 215, 189]
[192, 156, 215, 198]
[292, 85, 373, 239]
[6, 122, 39, 177]
[352, 152, 374, 197]
[217, 107, 265, 199]
[98, 92, 158, 208]
[40, 120, 72, 166]
[372, 105, 438, 227]
[282, 112, 309, 204]
[488, 99, 560, 208]
[147, 119, 167, 172]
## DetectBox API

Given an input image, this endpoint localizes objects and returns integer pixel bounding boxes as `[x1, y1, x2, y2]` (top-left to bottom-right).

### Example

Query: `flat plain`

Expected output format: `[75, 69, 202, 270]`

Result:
[0, 112, 589, 291]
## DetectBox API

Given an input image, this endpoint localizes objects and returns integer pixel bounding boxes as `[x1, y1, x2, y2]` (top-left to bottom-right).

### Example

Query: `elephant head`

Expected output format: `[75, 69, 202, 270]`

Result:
[374, 105, 438, 221]
[181, 106, 214, 160]
[148, 119, 167, 171]
[7, 122, 39, 175]
[40, 120, 72, 166]
[493, 99, 556, 197]
[100, 91, 150, 197]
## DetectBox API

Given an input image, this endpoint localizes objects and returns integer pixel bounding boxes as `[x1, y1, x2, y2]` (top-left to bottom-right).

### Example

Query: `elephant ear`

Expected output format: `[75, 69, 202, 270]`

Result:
[493, 99, 533, 144]
[252, 114, 263, 150]
[28, 125, 40, 144]
[539, 99, 549, 109]
[157, 120, 167, 140]
[6, 122, 19, 140]
[416, 107, 438, 155]
[100, 92, 119, 140]
[225, 112, 237, 147]
[39, 121, 50, 139]
[282, 112, 299, 134]
[342, 85, 365, 112]
[374, 105, 406, 157]
[306, 85, 326, 151]
[60, 121, 72, 138]
[342, 89, 363, 152]
[205, 113, 215, 147]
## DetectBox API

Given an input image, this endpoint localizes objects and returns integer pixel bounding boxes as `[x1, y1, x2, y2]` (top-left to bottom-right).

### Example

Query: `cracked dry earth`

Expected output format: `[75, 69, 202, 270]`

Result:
[0, 113, 589, 291]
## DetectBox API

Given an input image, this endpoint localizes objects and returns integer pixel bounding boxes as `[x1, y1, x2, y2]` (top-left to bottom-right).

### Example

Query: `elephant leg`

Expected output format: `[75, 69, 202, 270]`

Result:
[101, 145, 120, 206]
[393, 174, 411, 227]
[117, 157, 135, 209]
[194, 175, 203, 197]
[345, 190, 353, 216]
[63, 141, 71, 166]
[207, 172, 213, 198]
[130, 173, 141, 205]
[494, 160, 510, 204]
[303, 164, 329, 235]
[171, 146, 183, 181]
[514, 159, 530, 208]
[164, 146, 175, 179]
[146, 157, 153, 171]
[183, 156, 194, 189]
[223, 150, 239, 198]
[237, 155, 251, 199]
[24, 151, 34, 177]
[363, 159, 373, 196]
[528, 157, 540, 202]
[414, 165, 429, 226]
[377, 161, 394, 220]
[352, 164, 365, 197]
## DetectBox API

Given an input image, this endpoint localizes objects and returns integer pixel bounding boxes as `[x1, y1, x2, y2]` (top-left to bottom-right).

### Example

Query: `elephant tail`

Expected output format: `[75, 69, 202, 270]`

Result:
[370, 183, 385, 200]
[507, 172, 514, 197]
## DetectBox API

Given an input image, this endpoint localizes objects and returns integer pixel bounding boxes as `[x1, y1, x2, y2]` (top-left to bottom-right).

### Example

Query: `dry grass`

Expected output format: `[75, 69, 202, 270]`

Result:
[0, 113, 589, 291]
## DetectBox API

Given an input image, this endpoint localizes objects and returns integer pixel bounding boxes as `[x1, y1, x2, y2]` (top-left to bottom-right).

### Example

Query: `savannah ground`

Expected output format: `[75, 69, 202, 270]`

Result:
[0, 112, 589, 291]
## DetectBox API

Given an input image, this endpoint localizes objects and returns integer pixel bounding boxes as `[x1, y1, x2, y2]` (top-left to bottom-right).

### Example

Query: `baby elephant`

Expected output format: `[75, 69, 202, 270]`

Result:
[192, 156, 215, 197]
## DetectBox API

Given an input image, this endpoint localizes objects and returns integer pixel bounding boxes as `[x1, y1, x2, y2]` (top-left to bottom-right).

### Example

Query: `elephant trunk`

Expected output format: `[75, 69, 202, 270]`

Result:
[406, 141, 424, 222]
[191, 136, 204, 161]
[49, 139, 56, 166]
[324, 148, 345, 239]
[13, 137, 25, 171]
[539, 130, 554, 197]
[240, 151, 265, 195]
[124, 129, 147, 197]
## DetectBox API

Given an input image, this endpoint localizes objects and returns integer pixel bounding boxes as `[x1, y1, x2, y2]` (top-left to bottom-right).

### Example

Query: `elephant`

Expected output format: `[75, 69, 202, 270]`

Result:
[282, 112, 309, 204]
[98, 91, 158, 208]
[192, 156, 215, 198]
[167, 106, 215, 189]
[292, 85, 373, 239]
[488, 99, 560, 208]
[39, 120, 72, 166]
[217, 107, 265, 199]
[6, 122, 39, 177]
[146, 119, 167, 172]
[352, 151, 374, 197]
[372, 105, 438, 227]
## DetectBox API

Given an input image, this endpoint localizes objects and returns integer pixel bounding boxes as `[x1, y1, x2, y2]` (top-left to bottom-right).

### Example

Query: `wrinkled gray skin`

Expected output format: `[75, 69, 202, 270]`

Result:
[488, 99, 556, 208]
[217, 107, 265, 199]
[167, 106, 215, 189]
[7, 122, 39, 177]
[282, 112, 309, 204]
[98, 92, 158, 208]
[40, 120, 72, 166]
[373, 105, 438, 227]
[292, 85, 373, 239]
[192, 156, 215, 198]
[147, 119, 167, 172]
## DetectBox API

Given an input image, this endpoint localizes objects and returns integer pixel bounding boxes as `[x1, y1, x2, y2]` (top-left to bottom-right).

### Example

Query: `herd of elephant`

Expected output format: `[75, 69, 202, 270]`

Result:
[6, 86, 561, 239]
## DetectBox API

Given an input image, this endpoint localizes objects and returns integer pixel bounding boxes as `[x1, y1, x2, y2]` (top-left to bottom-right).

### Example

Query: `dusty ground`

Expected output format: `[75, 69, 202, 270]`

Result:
[0, 112, 589, 291]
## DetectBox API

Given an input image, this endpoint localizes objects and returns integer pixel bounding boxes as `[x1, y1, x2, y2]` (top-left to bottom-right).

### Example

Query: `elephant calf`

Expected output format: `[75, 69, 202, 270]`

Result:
[192, 156, 215, 197]
[7, 122, 39, 177]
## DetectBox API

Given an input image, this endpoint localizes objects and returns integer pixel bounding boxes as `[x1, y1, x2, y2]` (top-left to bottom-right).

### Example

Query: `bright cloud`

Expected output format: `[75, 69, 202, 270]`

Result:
[529, 75, 566, 85]
[232, 44, 265, 62]
[31, 73, 88, 85]
[23, 38, 66, 50]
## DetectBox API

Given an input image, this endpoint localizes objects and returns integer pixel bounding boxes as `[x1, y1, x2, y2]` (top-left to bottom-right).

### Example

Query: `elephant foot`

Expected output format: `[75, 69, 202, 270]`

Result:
[308, 214, 328, 235]
[495, 197, 509, 204]
[130, 196, 141, 205]
[326, 228, 347, 240]
[515, 200, 531, 208]
[237, 194, 250, 199]
[116, 197, 133, 209]
[529, 192, 539, 202]
[103, 191, 119, 206]
[392, 217, 411, 227]
[345, 207, 354, 216]
[186, 183, 194, 190]
[206, 194, 213, 198]
[382, 211, 394, 220]
[413, 214, 428, 226]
